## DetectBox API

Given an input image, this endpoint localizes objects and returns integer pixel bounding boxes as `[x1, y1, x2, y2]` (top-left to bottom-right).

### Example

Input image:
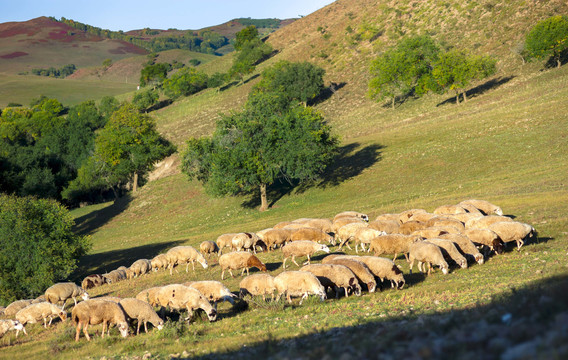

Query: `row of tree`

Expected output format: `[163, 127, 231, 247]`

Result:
[31, 64, 76, 78]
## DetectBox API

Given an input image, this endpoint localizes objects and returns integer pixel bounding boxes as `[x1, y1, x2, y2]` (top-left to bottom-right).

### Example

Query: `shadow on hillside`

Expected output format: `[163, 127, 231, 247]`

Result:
[437, 76, 515, 107]
[147, 98, 173, 112]
[189, 273, 568, 360]
[544, 48, 568, 69]
[73, 195, 132, 236]
[240, 143, 384, 210]
[70, 240, 184, 281]
[310, 82, 347, 106]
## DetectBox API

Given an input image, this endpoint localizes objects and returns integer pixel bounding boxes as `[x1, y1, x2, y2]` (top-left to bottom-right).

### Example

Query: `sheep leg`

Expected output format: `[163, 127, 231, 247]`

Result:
[302, 254, 311, 266]
[282, 258, 288, 269]
[393, 253, 398, 262]
[221, 269, 225, 280]
[101, 321, 107, 338]
[343, 286, 348, 298]
[186, 263, 190, 272]
[292, 255, 300, 267]
[192, 261, 196, 271]
[409, 259, 415, 274]
[144, 321, 148, 333]
[299, 293, 308, 305]
[404, 253, 410, 262]
[137, 321, 141, 335]
[229, 269, 234, 278]
[516, 239, 524, 251]
[75, 323, 82, 341]
[83, 323, 91, 341]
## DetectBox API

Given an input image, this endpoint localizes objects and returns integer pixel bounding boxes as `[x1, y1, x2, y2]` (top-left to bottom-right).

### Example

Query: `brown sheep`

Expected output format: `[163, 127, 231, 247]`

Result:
[290, 227, 335, 245]
[218, 251, 267, 280]
[81, 274, 108, 290]
[369, 234, 423, 261]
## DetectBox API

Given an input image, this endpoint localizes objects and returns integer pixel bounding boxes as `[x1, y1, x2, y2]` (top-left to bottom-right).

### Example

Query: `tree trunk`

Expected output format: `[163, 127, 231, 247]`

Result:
[392, 96, 395, 109]
[133, 172, 138, 193]
[463, 91, 467, 102]
[456, 92, 460, 105]
[259, 183, 268, 212]
[557, 58, 562, 68]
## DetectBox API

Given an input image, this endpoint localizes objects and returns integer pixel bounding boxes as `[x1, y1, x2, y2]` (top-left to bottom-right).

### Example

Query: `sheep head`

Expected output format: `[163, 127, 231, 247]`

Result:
[118, 322, 129, 337]
[207, 309, 217, 322]
[81, 292, 89, 301]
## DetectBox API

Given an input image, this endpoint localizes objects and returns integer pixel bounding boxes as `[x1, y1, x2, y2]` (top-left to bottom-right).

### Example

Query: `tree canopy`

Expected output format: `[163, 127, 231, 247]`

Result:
[525, 15, 568, 68]
[163, 67, 209, 99]
[230, 26, 273, 82]
[0, 194, 91, 304]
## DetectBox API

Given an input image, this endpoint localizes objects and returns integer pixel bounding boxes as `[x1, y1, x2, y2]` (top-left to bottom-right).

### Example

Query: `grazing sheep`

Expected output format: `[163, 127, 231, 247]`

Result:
[255, 228, 273, 242]
[369, 234, 423, 261]
[368, 219, 400, 234]
[45, 282, 89, 309]
[303, 218, 334, 234]
[440, 233, 485, 264]
[433, 204, 468, 215]
[4, 299, 33, 317]
[216, 233, 238, 256]
[398, 209, 427, 224]
[321, 257, 377, 293]
[332, 217, 367, 234]
[374, 213, 400, 222]
[166, 245, 208, 275]
[200, 241, 219, 258]
[463, 229, 505, 255]
[300, 264, 362, 298]
[281, 241, 330, 269]
[81, 274, 108, 290]
[336, 222, 369, 250]
[445, 212, 484, 224]
[156, 284, 217, 322]
[290, 227, 335, 245]
[32, 295, 45, 304]
[103, 269, 126, 283]
[262, 228, 293, 251]
[408, 212, 437, 223]
[218, 251, 267, 280]
[325, 255, 405, 290]
[118, 298, 164, 335]
[150, 253, 169, 272]
[273, 221, 296, 229]
[426, 238, 468, 269]
[274, 271, 326, 304]
[135, 287, 163, 307]
[231, 232, 267, 253]
[283, 223, 311, 230]
[455, 202, 484, 215]
[353, 227, 386, 252]
[488, 221, 536, 251]
[129, 259, 152, 278]
[239, 274, 277, 301]
[399, 221, 429, 235]
[465, 215, 514, 229]
[15, 302, 67, 335]
[459, 199, 503, 216]
[184, 280, 237, 308]
[412, 228, 449, 239]
[72, 299, 129, 341]
[426, 216, 465, 232]
[427, 225, 462, 235]
[0, 320, 24, 338]
[333, 211, 369, 222]
[408, 241, 449, 275]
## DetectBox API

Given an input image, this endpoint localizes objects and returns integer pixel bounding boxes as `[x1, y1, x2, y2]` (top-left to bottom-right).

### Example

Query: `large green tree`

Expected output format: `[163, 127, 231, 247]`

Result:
[525, 15, 568, 68]
[229, 26, 273, 82]
[181, 91, 338, 211]
[163, 67, 208, 99]
[0, 194, 90, 304]
[64, 103, 175, 201]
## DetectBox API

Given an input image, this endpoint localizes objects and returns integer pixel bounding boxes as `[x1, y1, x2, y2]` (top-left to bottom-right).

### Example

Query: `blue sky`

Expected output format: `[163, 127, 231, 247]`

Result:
[1, 0, 336, 31]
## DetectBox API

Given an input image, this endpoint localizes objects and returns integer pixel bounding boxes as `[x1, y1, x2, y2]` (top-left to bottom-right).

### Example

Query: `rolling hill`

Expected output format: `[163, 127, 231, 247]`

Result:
[1, 0, 568, 358]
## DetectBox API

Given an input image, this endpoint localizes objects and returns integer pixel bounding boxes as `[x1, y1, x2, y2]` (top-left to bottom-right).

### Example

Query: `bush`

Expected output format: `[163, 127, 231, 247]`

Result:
[525, 15, 568, 68]
[0, 194, 91, 304]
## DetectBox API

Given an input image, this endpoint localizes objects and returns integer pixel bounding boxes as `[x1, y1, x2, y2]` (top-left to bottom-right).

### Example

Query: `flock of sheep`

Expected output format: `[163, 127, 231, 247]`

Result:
[0, 199, 537, 343]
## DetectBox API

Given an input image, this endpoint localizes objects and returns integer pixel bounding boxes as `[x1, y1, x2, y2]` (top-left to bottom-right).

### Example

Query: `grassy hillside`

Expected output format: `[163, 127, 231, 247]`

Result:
[1, 0, 568, 358]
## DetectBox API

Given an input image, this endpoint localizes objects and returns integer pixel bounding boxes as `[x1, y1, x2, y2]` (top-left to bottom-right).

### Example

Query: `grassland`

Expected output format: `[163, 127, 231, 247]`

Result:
[1, 1, 568, 358]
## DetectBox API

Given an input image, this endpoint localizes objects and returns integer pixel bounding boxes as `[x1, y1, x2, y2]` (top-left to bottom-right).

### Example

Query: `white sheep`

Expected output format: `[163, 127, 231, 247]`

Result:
[15, 302, 67, 335]
[465, 215, 513, 229]
[398, 209, 428, 224]
[118, 298, 164, 335]
[408, 241, 449, 275]
[281, 241, 330, 269]
[332, 216, 367, 234]
[369, 234, 423, 262]
[274, 271, 326, 304]
[4, 299, 34, 317]
[459, 199, 503, 216]
[408, 212, 437, 223]
[352, 227, 386, 252]
[426, 238, 468, 269]
[321, 257, 377, 293]
[455, 202, 484, 216]
[463, 228, 505, 255]
[216, 233, 238, 256]
[336, 222, 368, 250]
[150, 253, 169, 272]
[368, 219, 401, 234]
[156, 284, 217, 322]
[374, 213, 401, 222]
[273, 221, 296, 229]
[398, 221, 429, 235]
[218, 251, 267, 280]
[300, 263, 362, 298]
[333, 211, 369, 222]
[71, 299, 129, 341]
[411, 228, 449, 239]
[426, 216, 465, 232]
[488, 221, 536, 250]
[165, 245, 208, 275]
[129, 259, 152, 278]
[184, 280, 237, 309]
[199, 241, 219, 258]
[439, 233, 485, 264]
[433, 204, 468, 215]
[302, 218, 334, 234]
[231, 232, 266, 253]
[239, 274, 277, 301]
[45, 282, 89, 309]
[290, 227, 335, 245]
[326, 255, 406, 290]
[262, 228, 293, 251]
[0, 320, 24, 338]
[135, 286, 163, 307]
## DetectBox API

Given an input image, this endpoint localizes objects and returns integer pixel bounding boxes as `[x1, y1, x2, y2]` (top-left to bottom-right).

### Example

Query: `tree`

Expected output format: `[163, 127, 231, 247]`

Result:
[139, 62, 171, 87]
[234, 25, 259, 51]
[163, 67, 208, 99]
[255, 61, 326, 106]
[0, 194, 91, 303]
[368, 35, 440, 108]
[426, 49, 496, 104]
[229, 26, 273, 82]
[65, 103, 175, 199]
[525, 15, 568, 68]
[132, 88, 159, 112]
[181, 91, 338, 211]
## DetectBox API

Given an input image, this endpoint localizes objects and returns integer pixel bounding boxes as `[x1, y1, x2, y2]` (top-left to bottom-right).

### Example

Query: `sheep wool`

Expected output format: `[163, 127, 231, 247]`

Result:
[72, 299, 129, 341]
[281, 241, 330, 269]
[135, 286, 163, 307]
[439, 233, 485, 264]
[321, 257, 377, 293]
[0, 319, 24, 338]
[408, 241, 449, 275]
[218, 251, 267, 280]
[156, 284, 217, 322]
[327, 255, 405, 290]
[4, 299, 33, 317]
[200, 241, 219, 258]
[216, 233, 238, 256]
[459, 199, 503, 216]
[300, 263, 362, 298]
[488, 221, 536, 250]
[290, 227, 335, 245]
[239, 274, 277, 301]
[165, 245, 208, 275]
[45, 282, 89, 309]
[274, 271, 326, 304]
[118, 298, 164, 335]
[369, 234, 422, 262]
[426, 238, 468, 269]
[184, 280, 237, 306]
[15, 302, 67, 332]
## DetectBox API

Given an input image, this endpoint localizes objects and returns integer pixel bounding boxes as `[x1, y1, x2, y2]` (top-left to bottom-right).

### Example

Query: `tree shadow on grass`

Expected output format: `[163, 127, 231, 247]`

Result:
[191, 273, 568, 360]
[310, 82, 347, 106]
[240, 143, 384, 210]
[70, 240, 185, 281]
[437, 76, 515, 107]
[73, 195, 132, 236]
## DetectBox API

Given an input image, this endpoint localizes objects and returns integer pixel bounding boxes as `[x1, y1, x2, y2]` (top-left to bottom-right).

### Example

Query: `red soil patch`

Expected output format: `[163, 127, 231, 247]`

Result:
[0, 51, 28, 59]
[108, 40, 148, 55]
